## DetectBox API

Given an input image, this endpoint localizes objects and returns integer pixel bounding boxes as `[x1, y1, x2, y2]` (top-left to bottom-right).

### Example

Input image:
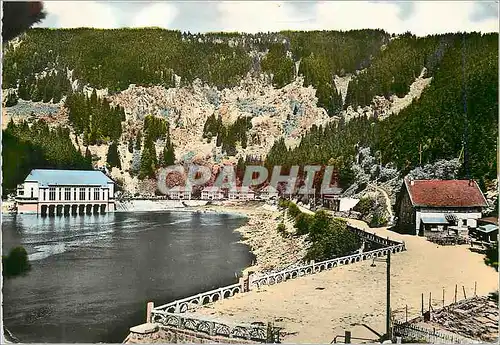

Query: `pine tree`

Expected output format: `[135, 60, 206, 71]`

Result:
[4, 92, 18, 107]
[90, 89, 98, 107]
[18, 79, 29, 100]
[164, 143, 175, 166]
[135, 131, 142, 150]
[128, 139, 134, 153]
[83, 127, 90, 147]
[139, 134, 157, 179]
[106, 142, 121, 169]
[85, 147, 92, 166]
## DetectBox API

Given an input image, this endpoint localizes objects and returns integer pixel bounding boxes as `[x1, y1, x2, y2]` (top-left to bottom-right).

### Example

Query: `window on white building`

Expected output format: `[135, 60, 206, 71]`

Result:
[74, 188, 77, 200]
[31, 188, 33, 198]
[65, 188, 71, 200]
[49, 187, 56, 201]
[43, 189, 46, 200]
[79, 188, 86, 200]
[58, 188, 62, 200]
[88, 188, 91, 200]
[94, 188, 100, 200]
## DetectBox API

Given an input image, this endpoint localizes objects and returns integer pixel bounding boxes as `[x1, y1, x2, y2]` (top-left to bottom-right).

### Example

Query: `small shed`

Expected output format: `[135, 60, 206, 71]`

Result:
[471, 224, 499, 243]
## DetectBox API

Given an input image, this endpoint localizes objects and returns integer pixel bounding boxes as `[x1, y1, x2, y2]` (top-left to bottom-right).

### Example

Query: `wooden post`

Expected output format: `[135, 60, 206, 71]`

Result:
[474, 281, 477, 297]
[386, 252, 392, 341]
[266, 322, 273, 343]
[462, 286, 467, 299]
[146, 301, 154, 323]
[405, 305, 408, 323]
[442, 288, 445, 308]
[429, 292, 432, 313]
[454, 285, 457, 303]
[421, 293, 424, 315]
[344, 331, 351, 344]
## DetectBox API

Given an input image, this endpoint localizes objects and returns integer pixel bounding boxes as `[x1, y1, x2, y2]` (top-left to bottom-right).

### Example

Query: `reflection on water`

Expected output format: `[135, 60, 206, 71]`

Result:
[2, 211, 253, 343]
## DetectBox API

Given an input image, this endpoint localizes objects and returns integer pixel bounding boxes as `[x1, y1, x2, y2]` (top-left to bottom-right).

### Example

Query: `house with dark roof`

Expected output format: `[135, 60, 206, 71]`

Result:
[395, 178, 488, 236]
[16, 169, 115, 215]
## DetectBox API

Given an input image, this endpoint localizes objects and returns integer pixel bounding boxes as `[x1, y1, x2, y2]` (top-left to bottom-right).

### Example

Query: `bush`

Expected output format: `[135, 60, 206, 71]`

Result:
[353, 195, 388, 227]
[278, 198, 290, 209]
[305, 217, 361, 261]
[484, 242, 498, 271]
[287, 203, 301, 219]
[370, 213, 387, 228]
[294, 212, 313, 235]
[353, 196, 374, 215]
[277, 223, 287, 237]
[2, 246, 31, 278]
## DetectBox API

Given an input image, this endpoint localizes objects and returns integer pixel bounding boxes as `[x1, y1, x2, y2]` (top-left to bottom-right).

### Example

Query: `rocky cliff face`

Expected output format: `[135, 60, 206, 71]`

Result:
[3, 66, 433, 195]
[109, 73, 333, 163]
[343, 67, 432, 122]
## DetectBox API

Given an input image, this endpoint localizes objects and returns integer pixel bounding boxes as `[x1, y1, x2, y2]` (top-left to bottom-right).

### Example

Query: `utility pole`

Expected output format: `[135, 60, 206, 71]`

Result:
[371, 252, 392, 341]
[386, 251, 392, 341]
[419, 143, 422, 166]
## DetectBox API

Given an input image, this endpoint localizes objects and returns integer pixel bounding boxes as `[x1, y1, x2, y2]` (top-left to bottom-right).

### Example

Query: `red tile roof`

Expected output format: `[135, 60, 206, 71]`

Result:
[405, 179, 488, 208]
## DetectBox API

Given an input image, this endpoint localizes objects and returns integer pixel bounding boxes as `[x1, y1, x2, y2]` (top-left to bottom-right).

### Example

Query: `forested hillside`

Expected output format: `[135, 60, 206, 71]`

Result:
[266, 32, 498, 190]
[2, 28, 497, 196]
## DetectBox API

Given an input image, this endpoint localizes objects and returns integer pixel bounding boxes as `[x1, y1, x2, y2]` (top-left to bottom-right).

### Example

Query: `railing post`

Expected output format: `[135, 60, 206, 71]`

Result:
[345, 330, 351, 343]
[146, 301, 154, 323]
[266, 322, 273, 343]
[209, 321, 216, 336]
[241, 272, 250, 293]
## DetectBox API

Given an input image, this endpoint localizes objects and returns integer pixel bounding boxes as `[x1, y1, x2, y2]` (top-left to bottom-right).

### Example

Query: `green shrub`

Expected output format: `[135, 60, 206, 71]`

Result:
[370, 213, 387, 228]
[2, 246, 31, 278]
[294, 213, 313, 235]
[287, 203, 301, 219]
[305, 215, 361, 261]
[353, 196, 374, 215]
[484, 241, 498, 271]
[277, 222, 287, 237]
[278, 198, 290, 209]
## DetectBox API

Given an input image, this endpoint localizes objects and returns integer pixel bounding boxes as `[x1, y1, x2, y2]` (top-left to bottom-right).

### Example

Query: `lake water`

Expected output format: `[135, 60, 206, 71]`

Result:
[2, 211, 253, 343]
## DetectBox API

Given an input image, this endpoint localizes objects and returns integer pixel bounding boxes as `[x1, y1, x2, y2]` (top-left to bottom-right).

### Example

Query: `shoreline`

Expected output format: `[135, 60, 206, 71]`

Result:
[193, 202, 309, 274]
[5, 199, 306, 275]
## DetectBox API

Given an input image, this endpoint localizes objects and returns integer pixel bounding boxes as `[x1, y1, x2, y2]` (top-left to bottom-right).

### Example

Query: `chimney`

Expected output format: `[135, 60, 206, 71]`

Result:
[468, 179, 474, 187]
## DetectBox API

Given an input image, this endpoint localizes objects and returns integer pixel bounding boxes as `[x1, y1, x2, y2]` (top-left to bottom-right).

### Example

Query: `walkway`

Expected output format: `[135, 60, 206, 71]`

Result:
[194, 221, 498, 343]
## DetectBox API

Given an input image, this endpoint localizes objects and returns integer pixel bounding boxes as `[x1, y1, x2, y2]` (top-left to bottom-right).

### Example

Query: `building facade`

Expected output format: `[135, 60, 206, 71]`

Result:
[395, 178, 488, 236]
[165, 187, 192, 200]
[16, 169, 115, 215]
[228, 187, 255, 201]
[258, 186, 279, 200]
[201, 187, 224, 200]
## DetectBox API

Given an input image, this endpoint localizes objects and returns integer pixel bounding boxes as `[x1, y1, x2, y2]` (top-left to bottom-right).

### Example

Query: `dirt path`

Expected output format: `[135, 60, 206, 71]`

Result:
[194, 221, 498, 343]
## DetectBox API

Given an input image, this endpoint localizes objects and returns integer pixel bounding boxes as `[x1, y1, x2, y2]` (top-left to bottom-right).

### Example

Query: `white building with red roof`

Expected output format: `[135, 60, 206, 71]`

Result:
[396, 178, 488, 236]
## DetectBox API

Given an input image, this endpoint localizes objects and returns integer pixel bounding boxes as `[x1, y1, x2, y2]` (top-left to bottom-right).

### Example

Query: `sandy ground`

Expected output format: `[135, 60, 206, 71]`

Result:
[193, 219, 499, 344]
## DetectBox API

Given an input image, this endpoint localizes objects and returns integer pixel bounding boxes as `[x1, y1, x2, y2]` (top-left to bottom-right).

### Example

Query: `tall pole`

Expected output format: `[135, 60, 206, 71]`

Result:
[386, 251, 391, 341]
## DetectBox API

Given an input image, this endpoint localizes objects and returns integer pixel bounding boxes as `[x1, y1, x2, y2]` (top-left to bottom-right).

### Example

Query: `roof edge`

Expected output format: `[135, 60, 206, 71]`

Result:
[472, 180, 489, 207]
[404, 177, 416, 206]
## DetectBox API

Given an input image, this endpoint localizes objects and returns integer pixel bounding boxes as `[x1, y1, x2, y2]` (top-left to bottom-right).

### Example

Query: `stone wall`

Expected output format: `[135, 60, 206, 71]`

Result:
[126, 326, 256, 344]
